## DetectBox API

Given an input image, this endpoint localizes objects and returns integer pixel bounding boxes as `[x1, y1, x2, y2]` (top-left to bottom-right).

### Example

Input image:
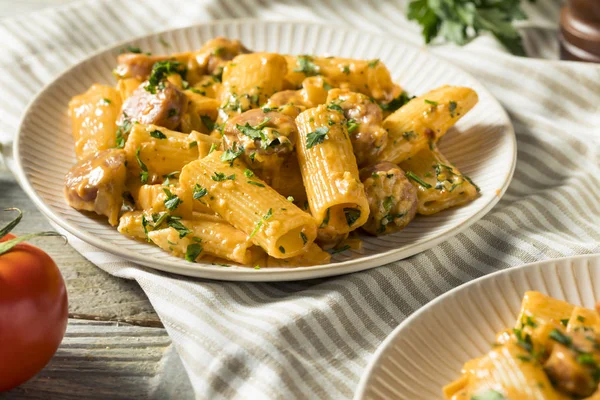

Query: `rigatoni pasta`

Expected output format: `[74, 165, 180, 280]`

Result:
[179, 152, 318, 259]
[64, 37, 484, 269]
[68, 84, 123, 159]
[378, 85, 478, 164]
[399, 147, 479, 215]
[296, 104, 369, 234]
[445, 292, 600, 399]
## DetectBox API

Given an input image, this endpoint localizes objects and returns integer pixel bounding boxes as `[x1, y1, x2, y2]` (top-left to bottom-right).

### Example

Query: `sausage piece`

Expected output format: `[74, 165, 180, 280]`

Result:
[64, 149, 127, 226]
[359, 162, 417, 235]
[119, 81, 187, 130]
[326, 89, 388, 167]
[222, 108, 297, 169]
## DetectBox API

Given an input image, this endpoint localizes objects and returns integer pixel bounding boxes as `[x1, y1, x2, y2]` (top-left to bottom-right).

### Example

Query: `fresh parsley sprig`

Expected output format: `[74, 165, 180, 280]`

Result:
[407, 0, 535, 56]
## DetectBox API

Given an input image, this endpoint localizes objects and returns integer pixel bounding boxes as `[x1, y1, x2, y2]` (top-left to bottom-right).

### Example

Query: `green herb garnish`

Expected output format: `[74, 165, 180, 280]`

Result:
[549, 329, 572, 347]
[150, 129, 167, 139]
[185, 243, 203, 262]
[135, 146, 149, 184]
[247, 181, 265, 187]
[346, 119, 359, 134]
[406, 171, 432, 189]
[407, 0, 531, 56]
[201, 115, 215, 131]
[193, 184, 207, 200]
[294, 55, 319, 76]
[449, 100, 458, 117]
[163, 188, 182, 211]
[145, 60, 186, 94]
[368, 59, 379, 68]
[211, 172, 235, 182]
[300, 232, 308, 245]
[344, 208, 361, 226]
[306, 127, 329, 149]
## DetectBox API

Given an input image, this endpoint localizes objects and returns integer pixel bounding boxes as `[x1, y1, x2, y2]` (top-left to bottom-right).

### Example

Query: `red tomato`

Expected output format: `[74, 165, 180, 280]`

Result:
[0, 233, 68, 392]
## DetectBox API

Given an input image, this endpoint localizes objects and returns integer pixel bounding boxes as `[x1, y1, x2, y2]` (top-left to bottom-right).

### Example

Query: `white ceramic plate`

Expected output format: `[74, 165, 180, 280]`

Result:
[14, 20, 516, 281]
[355, 254, 600, 399]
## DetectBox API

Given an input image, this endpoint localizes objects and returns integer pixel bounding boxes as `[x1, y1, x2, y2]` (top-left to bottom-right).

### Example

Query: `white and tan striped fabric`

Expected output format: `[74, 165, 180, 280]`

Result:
[2, 0, 600, 398]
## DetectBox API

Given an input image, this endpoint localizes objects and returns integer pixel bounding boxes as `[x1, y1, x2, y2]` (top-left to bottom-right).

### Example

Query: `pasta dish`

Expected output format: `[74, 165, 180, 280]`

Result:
[445, 292, 600, 399]
[64, 37, 480, 268]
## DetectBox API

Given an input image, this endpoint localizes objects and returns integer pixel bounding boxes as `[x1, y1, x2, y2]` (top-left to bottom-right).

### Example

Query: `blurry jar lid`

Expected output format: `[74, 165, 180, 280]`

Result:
[559, 0, 600, 62]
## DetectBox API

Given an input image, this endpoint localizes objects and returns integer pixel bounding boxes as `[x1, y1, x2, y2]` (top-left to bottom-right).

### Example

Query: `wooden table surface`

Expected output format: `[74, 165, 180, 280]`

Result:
[0, 162, 192, 399]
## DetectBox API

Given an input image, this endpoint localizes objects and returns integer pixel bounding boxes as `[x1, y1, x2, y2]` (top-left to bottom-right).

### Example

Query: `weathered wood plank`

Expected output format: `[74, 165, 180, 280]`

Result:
[0, 171, 160, 325]
[0, 320, 193, 400]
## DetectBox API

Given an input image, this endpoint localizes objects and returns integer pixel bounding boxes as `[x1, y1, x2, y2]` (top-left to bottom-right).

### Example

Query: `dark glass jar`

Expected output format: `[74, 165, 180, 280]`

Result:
[559, 0, 600, 62]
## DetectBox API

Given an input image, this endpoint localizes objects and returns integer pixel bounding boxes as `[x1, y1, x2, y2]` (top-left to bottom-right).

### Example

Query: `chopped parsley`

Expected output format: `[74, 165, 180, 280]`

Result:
[163, 188, 182, 211]
[293, 55, 319, 76]
[462, 174, 480, 192]
[115, 114, 133, 149]
[145, 60, 186, 94]
[221, 143, 244, 165]
[185, 243, 203, 262]
[192, 184, 207, 200]
[406, 171, 432, 189]
[167, 217, 191, 238]
[331, 245, 351, 254]
[320, 208, 331, 228]
[424, 99, 439, 106]
[513, 328, 533, 353]
[346, 119, 359, 134]
[402, 131, 416, 140]
[151, 211, 169, 228]
[368, 59, 379, 68]
[162, 171, 179, 186]
[577, 353, 596, 365]
[449, 100, 458, 117]
[201, 115, 215, 131]
[244, 169, 254, 178]
[150, 129, 167, 139]
[323, 81, 333, 91]
[342, 65, 350, 74]
[522, 315, 537, 328]
[560, 318, 570, 327]
[549, 329, 572, 347]
[327, 103, 344, 112]
[168, 108, 178, 118]
[101, 98, 111, 105]
[249, 208, 273, 239]
[141, 215, 150, 237]
[344, 208, 361, 226]
[279, 246, 286, 254]
[190, 87, 206, 95]
[578, 315, 586, 323]
[379, 92, 414, 112]
[247, 181, 265, 187]
[211, 172, 235, 182]
[208, 143, 218, 155]
[306, 127, 329, 149]
[383, 196, 394, 212]
[300, 232, 308, 245]
[124, 46, 142, 54]
[135, 146, 149, 184]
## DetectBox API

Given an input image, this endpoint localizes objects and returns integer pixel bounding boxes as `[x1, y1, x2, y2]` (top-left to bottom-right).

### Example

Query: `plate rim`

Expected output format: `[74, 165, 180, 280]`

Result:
[13, 18, 517, 282]
[353, 253, 600, 399]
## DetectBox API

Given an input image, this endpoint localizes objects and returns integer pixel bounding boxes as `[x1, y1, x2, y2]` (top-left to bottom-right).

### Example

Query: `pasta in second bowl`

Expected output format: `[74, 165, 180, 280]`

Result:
[14, 20, 516, 281]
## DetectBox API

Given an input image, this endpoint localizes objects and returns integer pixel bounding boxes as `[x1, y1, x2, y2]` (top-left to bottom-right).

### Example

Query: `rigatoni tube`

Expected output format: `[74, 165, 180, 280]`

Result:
[180, 151, 317, 259]
[378, 85, 478, 164]
[295, 105, 369, 234]
[399, 147, 479, 215]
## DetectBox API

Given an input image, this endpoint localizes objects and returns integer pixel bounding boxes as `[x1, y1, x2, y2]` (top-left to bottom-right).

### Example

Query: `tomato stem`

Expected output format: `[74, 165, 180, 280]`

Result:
[0, 208, 23, 239]
[0, 232, 66, 255]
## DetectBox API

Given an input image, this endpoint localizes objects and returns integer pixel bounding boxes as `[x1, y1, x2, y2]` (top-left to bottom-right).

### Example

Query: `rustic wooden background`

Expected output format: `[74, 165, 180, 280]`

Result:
[1, 165, 193, 399]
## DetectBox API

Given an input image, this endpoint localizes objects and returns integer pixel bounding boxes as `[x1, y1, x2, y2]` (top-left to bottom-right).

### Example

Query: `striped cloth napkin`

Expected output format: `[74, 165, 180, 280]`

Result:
[2, 0, 599, 398]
